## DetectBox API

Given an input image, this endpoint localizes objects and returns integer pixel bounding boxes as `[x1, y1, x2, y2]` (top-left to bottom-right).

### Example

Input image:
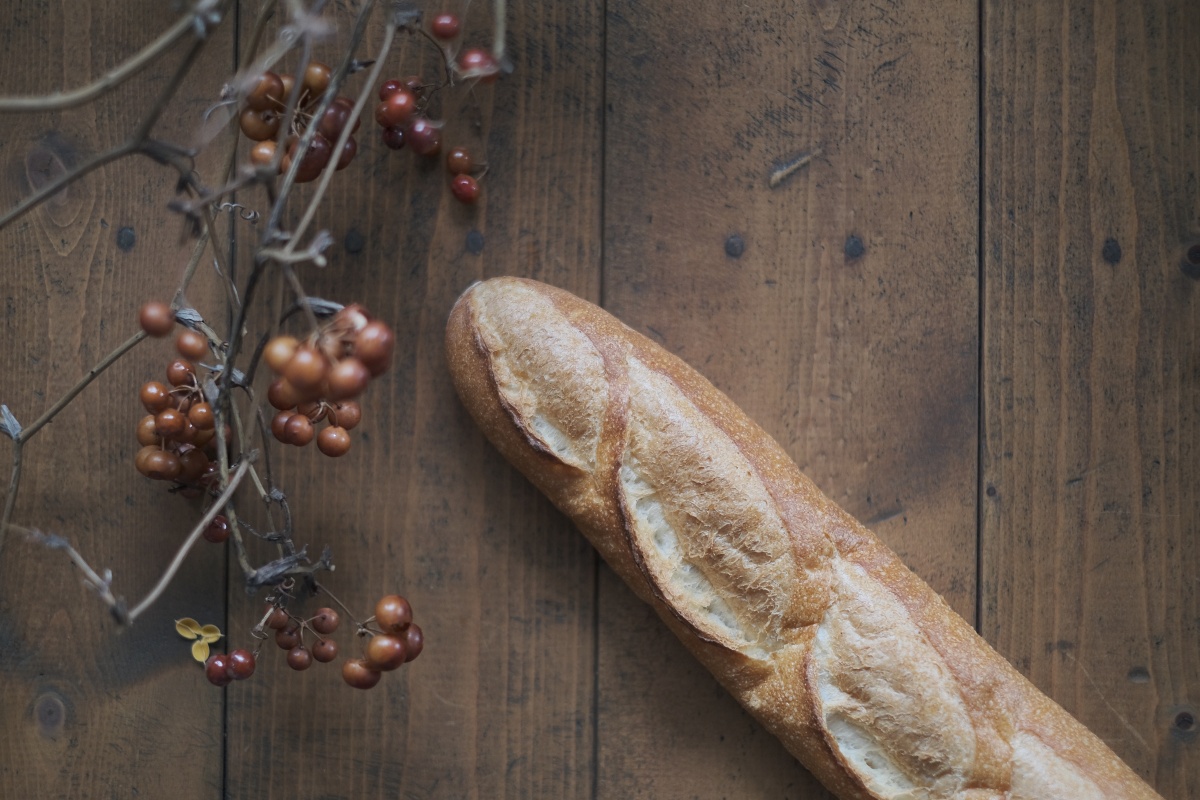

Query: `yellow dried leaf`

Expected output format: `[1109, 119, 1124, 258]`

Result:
[191, 639, 211, 663]
[199, 624, 222, 643]
[175, 618, 203, 639]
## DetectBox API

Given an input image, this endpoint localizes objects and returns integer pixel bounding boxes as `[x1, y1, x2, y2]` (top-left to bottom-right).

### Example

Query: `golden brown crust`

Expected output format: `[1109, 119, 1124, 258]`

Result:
[445, 277, 1162, 800]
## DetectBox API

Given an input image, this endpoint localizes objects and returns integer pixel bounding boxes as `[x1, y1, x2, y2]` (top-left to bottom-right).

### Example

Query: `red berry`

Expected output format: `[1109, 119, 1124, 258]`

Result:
[451, 174, 480, 204]
[206, 654, 233, 686]
[381, 126, 406, 150]
[284, 345, 329, 392]
[203, 514, 230, 544]
[228, 649, 256, 679]
[266, 608, 290, 630]
[365, 634, 407, 671]
[336, 136, 357, 170]
[354, 321, 395, 376]
[375, 89, 417, 128]
[457, 48, 499, 82]
[271, 410, 295, 443]
[431, 13, 461, 39]
[404, 622, 424, 662]
[407, 118, 442, 156]
[263, 336, 299, 374]
[311, 607, 341, 635]
[342, 658, 382, 689]
[249, 139, 277, 168]
[178, 448, 209, 482]
[239, 107, 281, 141]
[283, 135, 333, 183]
[166, 359, 195, 387]
[287, 645, 314, 671]
[140, 381, 172, 413]
[275, 623, 302, 650]
[188, 402, 215, 430]
[302, 61, 332, 98]
[446, 146, 473, 175]
[379, 78, 404, 101]
[312, 638, 339, 663]
[136, 414, 159, 447]
[326, 358, 370, 401]
[374, 594, 412, 634]
[317, 426, 352, 457]
[154, 408, 186, 439]
[267, 378, 303, 411]
[403, 75, 424, 95]
[139, 302, 174, 337]
[330, 400, 362, 430]
[176, 330, 209, 360]
[246, 71, 285, 111]
[316, 99, 354, 141]
[285, 414, 315, 446]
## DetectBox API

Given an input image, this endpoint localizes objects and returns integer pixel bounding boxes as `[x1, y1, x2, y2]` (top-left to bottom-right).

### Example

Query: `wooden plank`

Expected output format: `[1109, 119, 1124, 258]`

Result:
[982, 0, 1199, 794]
[0, 2, 234, 797]
[223, 1, 604, 797]
[601, 0, 979, 795]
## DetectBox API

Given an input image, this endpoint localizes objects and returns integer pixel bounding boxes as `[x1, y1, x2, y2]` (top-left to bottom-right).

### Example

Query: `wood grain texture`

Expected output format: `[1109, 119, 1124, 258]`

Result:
[222, 2, 604, 798]
[0, 2, 233, 797]
[600, 0, 978, 795]
[982, 0, 1199, 796]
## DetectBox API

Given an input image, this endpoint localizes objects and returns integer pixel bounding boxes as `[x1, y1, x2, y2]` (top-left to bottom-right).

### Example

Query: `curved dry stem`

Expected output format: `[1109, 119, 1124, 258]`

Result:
[0, 12, 196, 112]
[127, 459, 251, 623]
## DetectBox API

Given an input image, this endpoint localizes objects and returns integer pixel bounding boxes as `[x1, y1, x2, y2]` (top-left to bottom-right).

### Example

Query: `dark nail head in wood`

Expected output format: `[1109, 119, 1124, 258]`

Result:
[466, 229, 485, 255]
[344, 228, 365, 255]
[844, 235, 865, 260]
[34, 691, 66, 738]
[116, 226, 136, 252]
[1182, 242, 1200, 280]
[985, 485, 997, 497]
[724, 234, 745, 259]
[1175, 710, 1195, 732]
[1101, 237, 1121, 265]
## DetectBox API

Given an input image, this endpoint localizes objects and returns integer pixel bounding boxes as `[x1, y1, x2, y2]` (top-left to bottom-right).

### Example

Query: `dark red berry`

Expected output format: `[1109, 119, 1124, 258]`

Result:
[312, 638, 339, 663]
[407, 118, 442, 157]
[275, 623, 302, 650]
[343, 658, 382, 689]
[287, 645, 314, 671]
[404, 623, 424, 662]
[457, 48, 499, 82]
[206, 653, 233, 686]
[451, 174, 480, 204]
[228, 649, 256, 679]
[381, 126, 406, 150]
[374, 595, 412, 634]
[379, 78, 404, 101]
[311, 607, 341, 635]
[365, 634, 407, 671]
[203, 515, 230, 544]
[431, 13, 461, 39]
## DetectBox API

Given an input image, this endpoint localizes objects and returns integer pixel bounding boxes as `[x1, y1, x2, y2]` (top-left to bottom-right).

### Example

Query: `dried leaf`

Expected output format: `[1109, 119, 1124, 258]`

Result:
[175, 618, 203, 639]
[0, 404, 21, 440]
[199, 624, 222, 643]
[191, 639, 211, 662]
[173, 307, 205, 330]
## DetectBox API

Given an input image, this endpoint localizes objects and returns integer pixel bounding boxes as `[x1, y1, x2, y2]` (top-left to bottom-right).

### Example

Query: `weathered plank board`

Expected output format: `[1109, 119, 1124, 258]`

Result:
[982, 0, 1199, 795]
[222, 2, 605, 798]
[600, 0, 979, 795]
[0, 2, 234, 797]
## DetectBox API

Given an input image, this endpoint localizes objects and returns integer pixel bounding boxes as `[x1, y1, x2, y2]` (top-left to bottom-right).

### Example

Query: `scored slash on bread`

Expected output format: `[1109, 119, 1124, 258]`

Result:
[445, 277, 1162, 800]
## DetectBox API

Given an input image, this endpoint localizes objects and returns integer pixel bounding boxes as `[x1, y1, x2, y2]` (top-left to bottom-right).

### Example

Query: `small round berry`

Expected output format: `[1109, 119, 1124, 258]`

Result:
[285, 414, 315, 447]
[249, 140, 277, 169]
[311, 607, 341, 635]
[312, 638, 339, 663]
[275, 623, 302, 650]
[330, 400, 362, 430]
[239, 107, 281, 141]
[446, 146, 473, 175]
[366, 634, 407, 671]
[267, 378, 303, 411]
[134, 445, 159, 476]
[403, 75, 424, 94]
[246, 71, 285, 111]
[198, 460, 220, 486]
[228, 648, 257, 679]
[316, 100, 354, 141]
[302, 61, 332, 98]
[203, 514, 230, 544]
[381, 126, 406, 150]
[287, 645, 314, 671]
[206, 653, 233, 686]
[404, 622, 424, 662]
[263, 336, 299, 374]
[176, 330, 209, 360]
[140, 381, 172, 413]
[266, 607, 290, 630]
[374, 594, 412, 634]
[155, 407, 186, 439]
[139, 302, 174, 337]
[166, 359, 195, 387]
[354, 321, 395, 376]
[188, 402, 215, 430]
[336, 136, 357, 171]
[457, 48, 499, 82]
[284, 345, 329, 392]
[284, 134, 333, 183]
[451, 174, 480, 204]
[326, 358, 370, 401]
[178, 447, 209, 482]
[342, 658, 382, 689]
[271, 410, 295, 443]
[136, 414, 159, 446]
[407, 118, 442, 156]
[317, 426, 352, 457]
[379, 78, 404, 101]
[375, 89, 417, 128]
[431, 12, 461, 39]
[177, 417, 198, 445]
[279, 73, 296, 99]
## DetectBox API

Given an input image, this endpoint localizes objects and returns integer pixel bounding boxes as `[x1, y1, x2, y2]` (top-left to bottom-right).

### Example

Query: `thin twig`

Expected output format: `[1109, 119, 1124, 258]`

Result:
[0, 12, 197, 112]
[127, 459, 251, 623]
[0, 444, 23, 559]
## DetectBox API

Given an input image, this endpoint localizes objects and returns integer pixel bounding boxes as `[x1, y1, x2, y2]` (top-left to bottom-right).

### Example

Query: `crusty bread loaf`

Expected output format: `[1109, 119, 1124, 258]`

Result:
[445, 276, 1162, 800]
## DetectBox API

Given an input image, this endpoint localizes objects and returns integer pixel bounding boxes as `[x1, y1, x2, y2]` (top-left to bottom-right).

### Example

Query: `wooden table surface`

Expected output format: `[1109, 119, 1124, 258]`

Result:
[1, 1, 1196, 797]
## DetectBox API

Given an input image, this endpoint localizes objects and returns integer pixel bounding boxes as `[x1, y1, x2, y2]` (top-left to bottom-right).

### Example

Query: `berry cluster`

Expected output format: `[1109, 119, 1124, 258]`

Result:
[241, 61, 361, 181]
[203, 593, 423, 689]
[265, 305, 394, 457]
[135, 302, 223, 486]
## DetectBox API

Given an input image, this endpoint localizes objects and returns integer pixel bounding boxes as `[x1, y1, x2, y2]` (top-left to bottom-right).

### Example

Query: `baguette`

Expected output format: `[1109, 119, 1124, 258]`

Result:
[445, 276, 1162, 800]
